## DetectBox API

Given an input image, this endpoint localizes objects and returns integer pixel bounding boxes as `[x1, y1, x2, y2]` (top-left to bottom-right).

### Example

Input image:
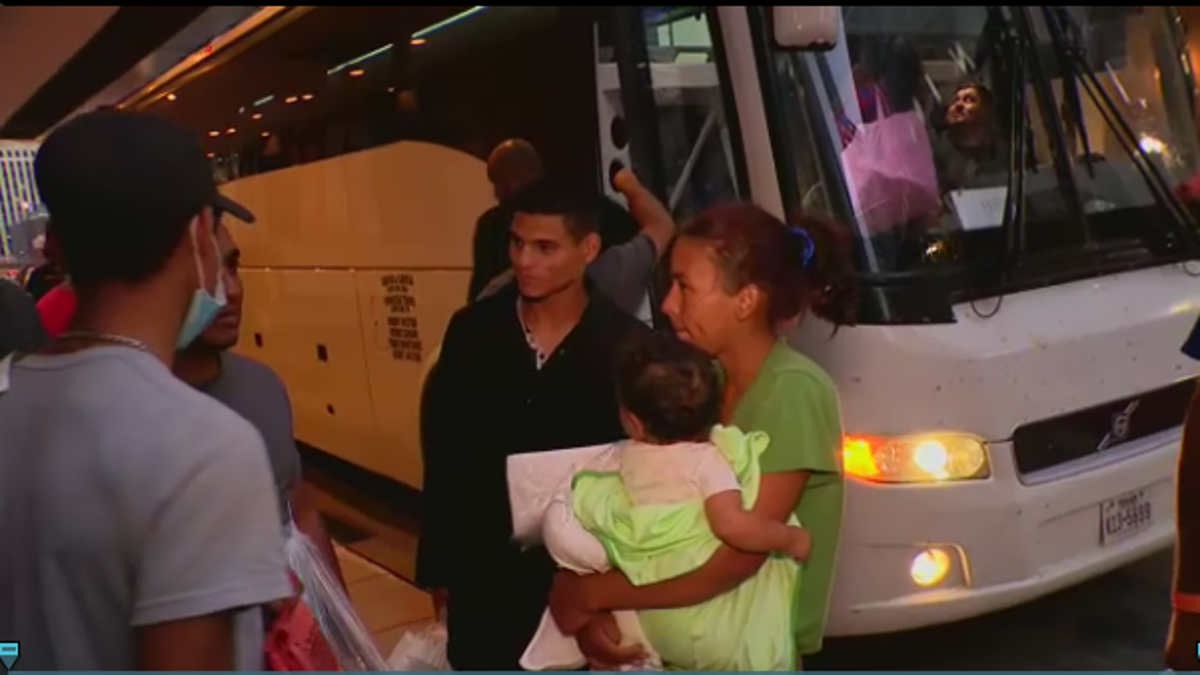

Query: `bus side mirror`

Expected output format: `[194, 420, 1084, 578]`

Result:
[772, 6, 840, 52]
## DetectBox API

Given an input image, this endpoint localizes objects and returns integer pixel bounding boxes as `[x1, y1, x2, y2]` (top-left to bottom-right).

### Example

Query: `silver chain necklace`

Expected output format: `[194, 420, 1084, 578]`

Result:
[57, 330, 154, 356]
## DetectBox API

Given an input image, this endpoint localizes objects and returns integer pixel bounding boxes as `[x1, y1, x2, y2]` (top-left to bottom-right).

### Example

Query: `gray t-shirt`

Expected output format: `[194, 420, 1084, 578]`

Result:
[200, 353, 303, 525]
[0, 347, 292, 670]
[478, 232, 658, 315]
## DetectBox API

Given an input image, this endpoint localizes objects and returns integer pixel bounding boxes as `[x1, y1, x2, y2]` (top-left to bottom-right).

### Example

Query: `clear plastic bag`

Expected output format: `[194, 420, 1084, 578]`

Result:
[283, 520, 389, 671]
[387, 620, 451, 671]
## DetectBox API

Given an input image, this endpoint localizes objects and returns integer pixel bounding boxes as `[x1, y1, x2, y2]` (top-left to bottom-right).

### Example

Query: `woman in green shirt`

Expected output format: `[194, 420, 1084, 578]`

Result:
[548, 203, 857, 669]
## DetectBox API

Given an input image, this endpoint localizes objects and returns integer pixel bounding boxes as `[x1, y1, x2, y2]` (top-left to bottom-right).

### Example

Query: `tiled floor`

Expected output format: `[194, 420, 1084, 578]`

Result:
[336, 543, 435, 657]
[302, 447, 439, 658]
[303, 447, 423, 584]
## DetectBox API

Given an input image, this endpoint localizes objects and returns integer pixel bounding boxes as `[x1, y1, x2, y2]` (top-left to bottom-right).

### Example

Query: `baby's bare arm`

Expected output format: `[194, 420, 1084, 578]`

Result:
[704, 491, 808, 558]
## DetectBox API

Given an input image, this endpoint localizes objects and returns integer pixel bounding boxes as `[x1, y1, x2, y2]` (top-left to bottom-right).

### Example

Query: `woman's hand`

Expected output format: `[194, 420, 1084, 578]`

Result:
[576, 612, 645, 670]
[548, 570, 599, 635]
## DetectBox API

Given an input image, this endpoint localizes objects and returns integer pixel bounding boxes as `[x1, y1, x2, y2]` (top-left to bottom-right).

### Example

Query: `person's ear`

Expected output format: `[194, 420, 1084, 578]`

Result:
[734, 284, 763, 322]
[619, 407, 647, 441]
[582, 231, 601, 264]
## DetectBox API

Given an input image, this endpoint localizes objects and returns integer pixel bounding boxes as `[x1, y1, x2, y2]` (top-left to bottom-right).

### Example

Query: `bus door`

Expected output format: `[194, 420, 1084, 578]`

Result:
[599, 7, 750, 327]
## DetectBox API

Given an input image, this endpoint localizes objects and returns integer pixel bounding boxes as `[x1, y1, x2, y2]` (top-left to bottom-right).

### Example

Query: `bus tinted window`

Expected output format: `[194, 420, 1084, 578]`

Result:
[138, 7, 605, 192]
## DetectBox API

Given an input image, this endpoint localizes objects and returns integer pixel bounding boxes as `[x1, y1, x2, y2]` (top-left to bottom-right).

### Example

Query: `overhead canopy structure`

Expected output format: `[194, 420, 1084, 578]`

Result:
[0, 6, 258, 139]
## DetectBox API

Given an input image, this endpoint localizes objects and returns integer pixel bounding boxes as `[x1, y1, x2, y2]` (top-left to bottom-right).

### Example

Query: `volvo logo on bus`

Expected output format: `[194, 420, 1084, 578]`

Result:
[1097, 400, 1141, 452]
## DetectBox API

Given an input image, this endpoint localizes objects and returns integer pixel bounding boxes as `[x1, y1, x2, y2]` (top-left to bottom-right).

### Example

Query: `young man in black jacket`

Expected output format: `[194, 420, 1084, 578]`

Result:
[419, 179, 649, 670]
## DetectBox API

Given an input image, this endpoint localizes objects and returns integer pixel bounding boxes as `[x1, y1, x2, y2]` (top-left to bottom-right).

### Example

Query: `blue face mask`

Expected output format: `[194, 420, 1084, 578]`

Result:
[175, 221, 228, 350]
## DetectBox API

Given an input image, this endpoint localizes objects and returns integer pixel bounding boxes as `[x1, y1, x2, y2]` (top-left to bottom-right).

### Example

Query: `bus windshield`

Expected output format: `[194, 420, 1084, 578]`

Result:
[767, 6, 1200, 323]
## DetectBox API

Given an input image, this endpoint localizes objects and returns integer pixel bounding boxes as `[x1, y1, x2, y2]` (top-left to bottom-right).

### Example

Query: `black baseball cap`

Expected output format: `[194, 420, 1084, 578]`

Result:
[35, 108, 254, 232]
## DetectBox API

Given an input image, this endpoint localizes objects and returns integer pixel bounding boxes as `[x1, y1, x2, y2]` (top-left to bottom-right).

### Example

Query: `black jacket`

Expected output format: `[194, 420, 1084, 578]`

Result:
[417, 283, 649, 669]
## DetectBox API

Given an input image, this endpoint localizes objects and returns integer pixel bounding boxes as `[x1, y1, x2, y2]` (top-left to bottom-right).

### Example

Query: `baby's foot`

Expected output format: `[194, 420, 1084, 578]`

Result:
[788, 527, 812, 562]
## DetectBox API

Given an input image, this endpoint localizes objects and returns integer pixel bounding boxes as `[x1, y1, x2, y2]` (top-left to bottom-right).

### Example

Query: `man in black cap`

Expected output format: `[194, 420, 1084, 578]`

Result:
[0, 109, 292, 670]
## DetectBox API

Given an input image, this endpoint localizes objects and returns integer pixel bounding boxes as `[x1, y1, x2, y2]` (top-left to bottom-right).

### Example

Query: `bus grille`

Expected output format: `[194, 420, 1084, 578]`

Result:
[1011, 377, 1195, 477]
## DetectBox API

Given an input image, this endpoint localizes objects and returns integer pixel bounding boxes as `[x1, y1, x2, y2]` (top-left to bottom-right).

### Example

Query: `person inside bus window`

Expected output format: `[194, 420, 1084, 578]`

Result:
[468, 139, 643, 303]
[547, 204, 856, 670]
[172, 217, 346, 590]
[0, 109, 291, 671]
[845, 39, 935, 269]
[417, 180, 650, 670]
[853, 37, 926, 122]
[934, 82, 1006, 193]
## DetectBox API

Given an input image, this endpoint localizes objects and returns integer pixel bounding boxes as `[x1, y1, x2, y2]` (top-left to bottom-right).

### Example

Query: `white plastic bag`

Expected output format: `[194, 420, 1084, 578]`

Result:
[387, 620, 451, 671]
[283, 518, 389, 671]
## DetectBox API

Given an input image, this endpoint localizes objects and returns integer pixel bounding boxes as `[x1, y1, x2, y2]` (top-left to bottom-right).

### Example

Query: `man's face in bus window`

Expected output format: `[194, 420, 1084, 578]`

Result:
[947, 86, 987, 127]
[196, 220, 244, 351]
[509, 212, 599, 301]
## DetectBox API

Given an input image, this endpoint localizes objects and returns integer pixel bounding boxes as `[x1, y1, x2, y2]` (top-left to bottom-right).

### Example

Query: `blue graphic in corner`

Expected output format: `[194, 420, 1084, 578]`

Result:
[0, 642, 18, 671]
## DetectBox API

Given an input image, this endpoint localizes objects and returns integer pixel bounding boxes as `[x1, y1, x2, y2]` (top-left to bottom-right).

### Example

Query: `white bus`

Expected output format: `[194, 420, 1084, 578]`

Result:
[112, 5, 1200, 636]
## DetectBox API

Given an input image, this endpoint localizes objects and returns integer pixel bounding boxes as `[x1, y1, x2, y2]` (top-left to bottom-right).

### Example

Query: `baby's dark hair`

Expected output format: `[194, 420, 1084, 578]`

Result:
[615, 331, 720, 443]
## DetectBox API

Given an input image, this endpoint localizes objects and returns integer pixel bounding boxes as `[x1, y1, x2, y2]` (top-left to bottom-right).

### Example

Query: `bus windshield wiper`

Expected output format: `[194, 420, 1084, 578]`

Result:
[1045, 6, 1200, 252]
[1011, 6, 1091, 248]
[1049, 11, 1095, 177]
[986, 6, 1030, 276]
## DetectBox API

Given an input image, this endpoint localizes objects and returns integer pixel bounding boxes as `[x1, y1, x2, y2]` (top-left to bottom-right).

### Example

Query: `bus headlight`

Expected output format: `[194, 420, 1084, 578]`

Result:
[843, 433, 989, 483]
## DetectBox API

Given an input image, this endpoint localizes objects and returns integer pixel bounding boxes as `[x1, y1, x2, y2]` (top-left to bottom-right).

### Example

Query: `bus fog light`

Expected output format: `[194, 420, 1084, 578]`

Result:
[910, 548, 951, 587]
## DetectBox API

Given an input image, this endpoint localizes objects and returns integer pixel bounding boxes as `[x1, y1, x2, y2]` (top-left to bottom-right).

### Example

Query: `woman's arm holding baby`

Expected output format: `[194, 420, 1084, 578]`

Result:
[551, 471, 808, 628]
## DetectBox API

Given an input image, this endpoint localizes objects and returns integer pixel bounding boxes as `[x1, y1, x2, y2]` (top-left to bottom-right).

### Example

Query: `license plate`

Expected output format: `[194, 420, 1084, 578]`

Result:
[1101, 489, 1153, 545]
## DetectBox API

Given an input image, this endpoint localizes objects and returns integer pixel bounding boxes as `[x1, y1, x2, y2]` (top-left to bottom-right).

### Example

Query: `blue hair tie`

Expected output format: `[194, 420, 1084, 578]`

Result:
[790, 226, 816, 268]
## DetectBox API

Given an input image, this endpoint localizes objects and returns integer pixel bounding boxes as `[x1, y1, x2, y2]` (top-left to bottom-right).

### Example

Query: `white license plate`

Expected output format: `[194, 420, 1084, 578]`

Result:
[1100, 489, 1153, 545]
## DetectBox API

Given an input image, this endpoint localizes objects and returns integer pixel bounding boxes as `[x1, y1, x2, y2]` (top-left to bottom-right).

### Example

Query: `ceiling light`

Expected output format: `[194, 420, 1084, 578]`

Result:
[208, 130, 220, 137]
[166, 93, 177, 102]
[349, 69, 365, 77]
[225, 127, 237, 135]
[252, 113, 263, 121]
[411, 6, 487, 39]
[411, 38, 426, 46]
[206, 152, 215, 159]
[285, 96, 298, 104]
[261, 131, 271, 138]
[301, 93, 314, 101]
[326, 43, 394, 76]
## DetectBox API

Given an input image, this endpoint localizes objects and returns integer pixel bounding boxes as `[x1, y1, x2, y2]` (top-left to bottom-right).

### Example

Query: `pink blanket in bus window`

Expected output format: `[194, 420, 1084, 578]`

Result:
[841, 96, 941, 235]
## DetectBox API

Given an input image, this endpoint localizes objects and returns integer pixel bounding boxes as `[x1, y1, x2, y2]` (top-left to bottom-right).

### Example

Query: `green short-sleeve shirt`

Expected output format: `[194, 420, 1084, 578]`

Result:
[730, 341, 845, 656]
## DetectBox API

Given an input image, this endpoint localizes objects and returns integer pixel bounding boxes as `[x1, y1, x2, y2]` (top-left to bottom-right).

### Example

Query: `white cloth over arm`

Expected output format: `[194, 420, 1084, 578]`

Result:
[507, 442, 660, 671]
